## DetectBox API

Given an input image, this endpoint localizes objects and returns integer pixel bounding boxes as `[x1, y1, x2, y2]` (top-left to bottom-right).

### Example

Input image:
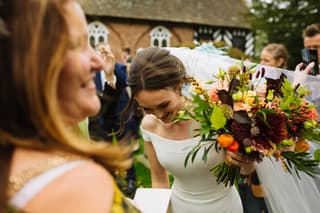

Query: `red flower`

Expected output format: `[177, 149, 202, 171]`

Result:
[231, 121, 251, 143]
[227, 141, 239, 152]
[256, 113, 288, 144]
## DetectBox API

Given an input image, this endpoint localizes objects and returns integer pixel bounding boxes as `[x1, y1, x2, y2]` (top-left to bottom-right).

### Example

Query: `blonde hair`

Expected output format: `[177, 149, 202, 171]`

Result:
[262, 43, 289, 69]
[0, 0, 131, 172]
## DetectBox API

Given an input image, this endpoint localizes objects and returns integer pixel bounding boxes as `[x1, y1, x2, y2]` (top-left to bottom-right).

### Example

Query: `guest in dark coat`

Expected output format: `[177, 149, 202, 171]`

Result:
[89, 45, 141, 198]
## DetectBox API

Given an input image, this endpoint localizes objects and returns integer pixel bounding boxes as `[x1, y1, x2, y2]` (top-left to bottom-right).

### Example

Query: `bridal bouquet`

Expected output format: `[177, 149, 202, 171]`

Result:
[177, 62, 320, 187]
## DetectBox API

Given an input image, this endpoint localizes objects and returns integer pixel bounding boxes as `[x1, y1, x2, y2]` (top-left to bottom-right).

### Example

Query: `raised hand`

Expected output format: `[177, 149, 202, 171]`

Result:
[98, 45, 116, 88]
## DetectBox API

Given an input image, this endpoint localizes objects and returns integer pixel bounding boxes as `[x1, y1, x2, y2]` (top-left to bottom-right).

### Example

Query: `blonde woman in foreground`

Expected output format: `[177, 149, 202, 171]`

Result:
[0, 0, 140, 212]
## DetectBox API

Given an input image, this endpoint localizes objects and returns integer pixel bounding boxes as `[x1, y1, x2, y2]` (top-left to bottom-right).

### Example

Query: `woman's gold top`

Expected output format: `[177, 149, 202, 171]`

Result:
[7, 152, 141, 212]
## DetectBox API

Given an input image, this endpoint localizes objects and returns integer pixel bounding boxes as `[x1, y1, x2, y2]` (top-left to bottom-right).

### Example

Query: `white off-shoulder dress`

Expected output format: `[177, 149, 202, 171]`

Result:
[141, 128, 243, 213]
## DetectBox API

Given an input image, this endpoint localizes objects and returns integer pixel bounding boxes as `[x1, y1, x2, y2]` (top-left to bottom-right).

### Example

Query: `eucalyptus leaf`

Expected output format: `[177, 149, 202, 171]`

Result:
[191, 147, 201, 163]
[210, 105, 227, 130]
[202, 144, 214, 163]
[314, 148, 320, 162]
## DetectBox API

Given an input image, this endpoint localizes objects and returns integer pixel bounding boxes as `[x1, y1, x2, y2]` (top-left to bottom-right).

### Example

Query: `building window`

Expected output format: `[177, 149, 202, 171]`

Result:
[194, 26, 215, 43]
[88, 21, 109, 48]
[231, 30, 247, 52]
[150, 26, 171, 48]
[194, 26, 255, 56]
[232, 35, 246, 52]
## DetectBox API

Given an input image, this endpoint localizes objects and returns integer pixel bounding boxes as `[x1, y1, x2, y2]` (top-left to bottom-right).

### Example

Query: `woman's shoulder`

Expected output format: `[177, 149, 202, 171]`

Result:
[23, 158, 115, 212]
[141, 114, 159, 132]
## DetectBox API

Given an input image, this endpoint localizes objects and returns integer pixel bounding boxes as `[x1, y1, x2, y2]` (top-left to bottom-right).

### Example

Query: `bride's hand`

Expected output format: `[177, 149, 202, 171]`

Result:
[225, 151, 255, 175]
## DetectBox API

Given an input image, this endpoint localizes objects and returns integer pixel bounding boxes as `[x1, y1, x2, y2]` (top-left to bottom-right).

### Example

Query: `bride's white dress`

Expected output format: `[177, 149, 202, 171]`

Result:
[141, 128, 243, 213]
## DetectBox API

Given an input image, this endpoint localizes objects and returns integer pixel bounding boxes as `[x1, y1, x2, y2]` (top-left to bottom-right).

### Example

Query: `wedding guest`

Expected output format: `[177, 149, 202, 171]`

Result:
[0, 0, 141, 212]
[303, 23, 320, 63]
[120, 47, 133, 67]
[294, 24, 320, 115]
[89, 43, 142, 198]
[260, 43, 289, 69]
[122, 47, 255, 213]
[296, 23, 320, 74]
[91, 44, 141, 141]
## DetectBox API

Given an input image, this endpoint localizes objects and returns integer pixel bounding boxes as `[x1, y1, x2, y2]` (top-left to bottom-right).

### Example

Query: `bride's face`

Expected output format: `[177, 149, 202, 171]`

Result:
[135, 88, 183, 123]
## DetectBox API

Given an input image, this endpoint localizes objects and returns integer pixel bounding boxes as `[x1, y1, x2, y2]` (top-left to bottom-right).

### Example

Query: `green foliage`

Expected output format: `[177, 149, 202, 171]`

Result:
[211, 162, 241, 187]
[314, 148, 320, 162]
[6, 205, 21, 213]
[210, 104, 227, 130]
[281, 151, 320, 177]
[134, 149, 174, 189]
[134, 161, 152, 188]
[189, 94, 214, 134]
[247, 0, 320, 69]
[302, 128, 320, 141]
[279, 79, 303, 110]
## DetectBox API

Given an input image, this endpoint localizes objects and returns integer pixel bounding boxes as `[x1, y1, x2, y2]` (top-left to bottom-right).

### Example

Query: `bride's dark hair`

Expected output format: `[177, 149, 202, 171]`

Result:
[120, 47, 188, 131]
[127, 47, 187, 92]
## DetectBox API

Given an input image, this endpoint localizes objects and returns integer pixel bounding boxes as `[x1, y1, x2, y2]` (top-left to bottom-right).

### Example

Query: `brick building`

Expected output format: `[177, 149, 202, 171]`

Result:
[78, 0, 253, 61]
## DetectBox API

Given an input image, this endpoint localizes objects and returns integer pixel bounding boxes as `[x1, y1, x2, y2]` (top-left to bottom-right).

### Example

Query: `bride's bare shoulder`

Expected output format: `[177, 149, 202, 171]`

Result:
[141, 114, 159, 132]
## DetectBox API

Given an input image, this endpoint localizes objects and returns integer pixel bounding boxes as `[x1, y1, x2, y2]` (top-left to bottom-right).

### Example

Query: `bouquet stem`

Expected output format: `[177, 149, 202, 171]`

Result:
[211, 162, 241, 187]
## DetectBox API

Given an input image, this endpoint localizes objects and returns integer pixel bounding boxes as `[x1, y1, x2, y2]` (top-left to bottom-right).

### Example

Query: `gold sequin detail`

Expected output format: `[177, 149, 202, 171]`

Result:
[8, 152, 88, 199]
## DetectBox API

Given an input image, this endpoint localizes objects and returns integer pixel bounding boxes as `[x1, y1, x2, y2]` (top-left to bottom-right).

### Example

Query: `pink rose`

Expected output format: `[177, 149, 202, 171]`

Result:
[234, 102, 250, 112]
[208, 88, 219, 102]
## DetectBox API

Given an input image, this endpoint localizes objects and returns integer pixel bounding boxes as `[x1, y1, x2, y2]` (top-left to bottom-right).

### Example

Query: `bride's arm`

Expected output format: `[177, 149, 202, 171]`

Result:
[141, 116, 170, 189]
[144, 142, 170, 188]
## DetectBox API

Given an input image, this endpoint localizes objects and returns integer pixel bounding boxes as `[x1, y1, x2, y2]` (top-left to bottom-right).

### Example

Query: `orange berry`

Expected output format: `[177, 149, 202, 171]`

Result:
[227, 141, 240, 152]
[295, 139, 309, 153]
[217, 134, 234, 148]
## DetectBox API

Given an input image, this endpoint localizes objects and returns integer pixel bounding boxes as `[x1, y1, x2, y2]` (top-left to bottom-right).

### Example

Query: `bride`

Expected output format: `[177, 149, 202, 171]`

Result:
[166, 46, 320, 213]
[126, 47, 254, 213]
